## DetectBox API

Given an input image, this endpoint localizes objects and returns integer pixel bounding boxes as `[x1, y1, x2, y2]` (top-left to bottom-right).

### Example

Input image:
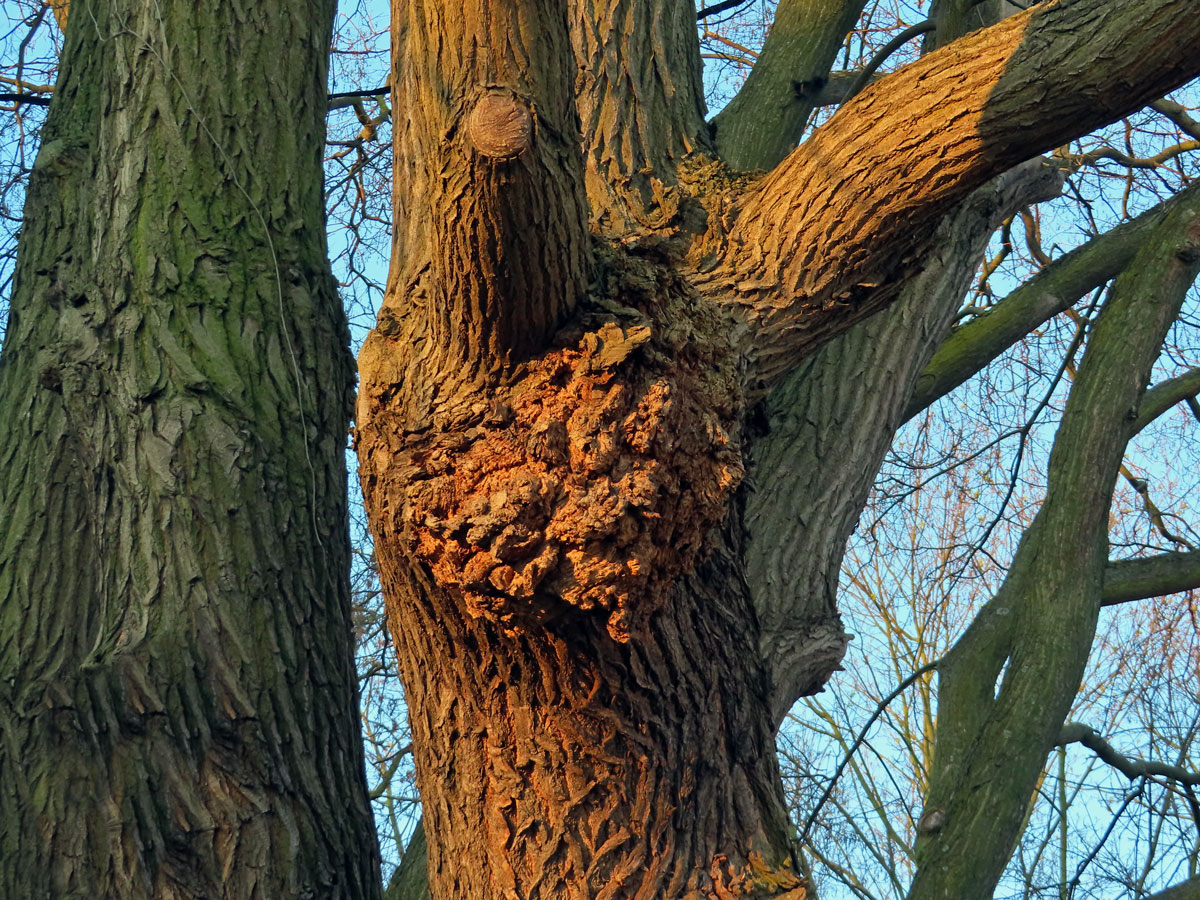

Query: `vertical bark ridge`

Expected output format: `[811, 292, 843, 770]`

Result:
[0, 0, 381, 896]
[569, 0, 712, 242]
[385, 0, 591, 395]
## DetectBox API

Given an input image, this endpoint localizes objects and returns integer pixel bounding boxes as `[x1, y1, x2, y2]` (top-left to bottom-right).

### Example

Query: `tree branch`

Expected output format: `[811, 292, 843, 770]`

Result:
[909, 164, 1200, 900]
[328, 86, 389, 110]
[1102, 551, 1200, 607]
[904, 181, 1200, 420]
[711, 0, 868, 171]
[797, 659, 942, 846]
[0, 92, 50, 107]
[696, 0, 1200, 394]
[841, 20, 935, 103]
[1132, 367, 1200, 433]
[748, 159, 1063, 724]
[1136, 876, 1200, 900]
[695, 0, 753, 21]
[1059, 723, 1200, 786]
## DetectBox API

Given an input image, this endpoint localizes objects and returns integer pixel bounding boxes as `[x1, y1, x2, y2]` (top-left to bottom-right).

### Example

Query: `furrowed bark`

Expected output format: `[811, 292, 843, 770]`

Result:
[0, 0, 381, 896]
[363, 2, 799, 898]
[905, 181, 1200, 420]
[745, 0, 1049, 725]
[365, 510, 798, 900]
[385, 0, 590, 389]
[747, 160, 1063, 725]
[699, 0, 1200, 390]
[570, 0, 712, 241]
[909, 174, 1200, 900]
[711, 0, 868, 172]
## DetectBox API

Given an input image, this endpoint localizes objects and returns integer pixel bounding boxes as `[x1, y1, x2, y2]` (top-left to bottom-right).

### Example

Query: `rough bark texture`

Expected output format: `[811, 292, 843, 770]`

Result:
[747, 160, 1063, 724]
[388, 0, 591, 379]
[359, 247, 802, 897]
[570, 0, 712, 240]
[370, 502, 799, 900]
[356, 0, 1200, 898]
[0, 0, 381, 896]
[699, 0, 1200, 390]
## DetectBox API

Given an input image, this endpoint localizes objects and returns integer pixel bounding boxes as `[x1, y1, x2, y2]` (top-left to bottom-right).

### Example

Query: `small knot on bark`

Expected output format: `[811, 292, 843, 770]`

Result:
[917, 808, 946, 834]
[468, 89, 533, 159]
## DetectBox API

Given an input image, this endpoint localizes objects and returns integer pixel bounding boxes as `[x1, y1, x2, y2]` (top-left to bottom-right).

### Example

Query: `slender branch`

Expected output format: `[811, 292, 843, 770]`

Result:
[328, 86, 390, 110]
[797, 659, 941, 846]
[0, 92, 50, 106]
[1059, 724, 1200, 786]
[695, 0, 752, 21]
[842, 21, 935, 103]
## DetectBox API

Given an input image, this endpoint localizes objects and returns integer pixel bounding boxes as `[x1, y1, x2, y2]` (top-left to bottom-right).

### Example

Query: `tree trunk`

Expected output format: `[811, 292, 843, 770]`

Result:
[357, 0, 1200, 898]
[363, 495, 799, 899]
[0, 1, 381, 896]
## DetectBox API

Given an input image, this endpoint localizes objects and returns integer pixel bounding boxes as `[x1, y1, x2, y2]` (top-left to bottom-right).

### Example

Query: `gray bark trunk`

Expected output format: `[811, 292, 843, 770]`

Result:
[0, 1, 382, 896]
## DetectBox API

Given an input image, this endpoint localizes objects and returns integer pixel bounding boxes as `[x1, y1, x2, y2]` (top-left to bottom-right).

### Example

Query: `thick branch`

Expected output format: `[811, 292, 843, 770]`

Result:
[904, 182, 1200, 420]
[0, 92, 50, 106]
[1138, 877, 1200, 900]
[711, 0, 868, 172]
[382, 0, 590, 387]
[1102, 551, 1200, 606]
[699, 0, 1200, 391]
[748, 160, 1063, 725]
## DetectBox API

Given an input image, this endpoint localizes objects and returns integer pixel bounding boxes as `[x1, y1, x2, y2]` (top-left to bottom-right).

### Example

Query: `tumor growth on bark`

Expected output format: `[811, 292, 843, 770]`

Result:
[355, 1, 1200, 899]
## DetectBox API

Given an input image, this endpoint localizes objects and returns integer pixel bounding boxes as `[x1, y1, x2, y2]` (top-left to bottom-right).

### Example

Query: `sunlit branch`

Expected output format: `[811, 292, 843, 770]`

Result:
[704, 0, 1200, 391]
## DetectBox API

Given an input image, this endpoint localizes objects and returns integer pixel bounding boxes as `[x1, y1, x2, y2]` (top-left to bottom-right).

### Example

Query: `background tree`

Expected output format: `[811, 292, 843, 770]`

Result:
[353, 1, 1200, 900]
[0, 0, 383, 896]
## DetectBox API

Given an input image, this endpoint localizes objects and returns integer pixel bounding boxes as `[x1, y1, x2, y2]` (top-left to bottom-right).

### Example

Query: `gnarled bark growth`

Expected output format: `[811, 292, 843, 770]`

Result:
[357, 1, 1200, 898]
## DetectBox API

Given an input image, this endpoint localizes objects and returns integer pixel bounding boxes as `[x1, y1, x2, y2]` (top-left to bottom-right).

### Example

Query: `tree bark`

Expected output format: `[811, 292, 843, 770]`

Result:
[0, 0, 381, 896]
[699, 0, 1200, 391]
[357, 0, 1200, 897]
[747, 160, 1063, 724]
